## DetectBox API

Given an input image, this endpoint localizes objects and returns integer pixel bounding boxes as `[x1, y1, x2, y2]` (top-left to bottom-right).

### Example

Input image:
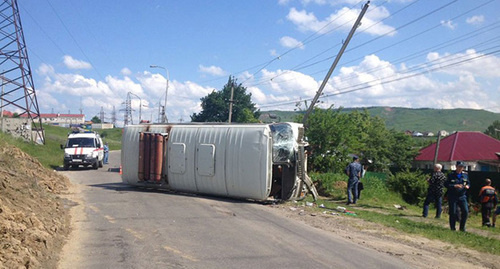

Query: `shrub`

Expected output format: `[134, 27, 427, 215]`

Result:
[310, 172, 347, 199]
[387, 170, 428, 205]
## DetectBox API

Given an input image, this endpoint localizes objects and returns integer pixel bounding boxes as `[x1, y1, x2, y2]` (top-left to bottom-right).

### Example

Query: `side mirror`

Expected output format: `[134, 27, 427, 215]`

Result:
[60, 144, 64, 150]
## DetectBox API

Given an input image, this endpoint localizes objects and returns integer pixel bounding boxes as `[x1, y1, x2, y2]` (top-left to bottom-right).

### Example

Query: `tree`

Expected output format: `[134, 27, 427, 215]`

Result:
[485, 120, 500, 140]
[301, 107, 419, 173]
[191, 76, 260, 123]
[91, 116, 101, 123]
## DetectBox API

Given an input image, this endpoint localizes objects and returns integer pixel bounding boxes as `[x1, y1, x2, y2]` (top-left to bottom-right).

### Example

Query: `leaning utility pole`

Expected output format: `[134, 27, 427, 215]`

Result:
[0, 0, 45, 143]
[433, 131, 442, 166]
[302, 1, 370, 127]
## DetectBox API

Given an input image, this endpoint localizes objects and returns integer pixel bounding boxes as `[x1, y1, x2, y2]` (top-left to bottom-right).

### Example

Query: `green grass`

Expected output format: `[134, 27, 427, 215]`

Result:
[0, 125, 122, 169]
[308, 172, 500, 255]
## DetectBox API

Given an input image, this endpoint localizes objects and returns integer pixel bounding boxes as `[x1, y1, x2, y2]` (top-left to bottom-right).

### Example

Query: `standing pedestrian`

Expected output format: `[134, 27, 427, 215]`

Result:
[479, 178, 498, 227]
[445, 161, 470, 232]
[103, 142, 109, 164]
[345, 156, 362, 205]
[422, 163, 446, 218]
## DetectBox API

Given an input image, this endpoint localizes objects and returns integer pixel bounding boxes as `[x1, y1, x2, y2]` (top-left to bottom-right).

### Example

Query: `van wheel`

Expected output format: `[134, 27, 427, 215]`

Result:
[63, 164, 69, 170]
[93, 162, 98, 170]
[98, 160, 103, 168]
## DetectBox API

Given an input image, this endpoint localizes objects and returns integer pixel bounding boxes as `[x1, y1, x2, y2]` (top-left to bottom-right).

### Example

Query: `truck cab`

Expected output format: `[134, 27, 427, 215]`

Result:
[62, 131, 104, 170]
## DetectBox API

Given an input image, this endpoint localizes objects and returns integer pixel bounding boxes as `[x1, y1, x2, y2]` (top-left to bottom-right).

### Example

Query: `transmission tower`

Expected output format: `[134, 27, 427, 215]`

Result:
[111, 105, 116, 126]
[99, 106, 104, 123]
[120, 93, 133, 126]
[0, 0, 44, 143]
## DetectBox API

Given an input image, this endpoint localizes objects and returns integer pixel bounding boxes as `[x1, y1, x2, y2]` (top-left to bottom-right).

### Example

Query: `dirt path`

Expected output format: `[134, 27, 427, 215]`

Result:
[269, 203, 500, 269]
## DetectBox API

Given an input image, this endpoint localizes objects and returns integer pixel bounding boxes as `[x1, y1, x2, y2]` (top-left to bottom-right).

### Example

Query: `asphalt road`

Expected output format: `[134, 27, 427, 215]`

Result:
[58, 151, 409, 269]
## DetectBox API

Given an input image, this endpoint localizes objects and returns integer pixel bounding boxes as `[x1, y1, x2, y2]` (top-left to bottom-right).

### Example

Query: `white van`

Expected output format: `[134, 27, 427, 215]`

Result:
[62, 131, 104, 170]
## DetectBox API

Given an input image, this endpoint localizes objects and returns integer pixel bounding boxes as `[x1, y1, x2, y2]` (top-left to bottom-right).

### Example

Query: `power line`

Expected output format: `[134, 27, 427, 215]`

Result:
[44, 0, 105, 81]
[257, 47, 500, 108]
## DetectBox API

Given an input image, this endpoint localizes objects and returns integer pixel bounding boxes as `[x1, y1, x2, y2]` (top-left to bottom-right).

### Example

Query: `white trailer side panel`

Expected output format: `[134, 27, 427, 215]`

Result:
[122, 124, 273, 201]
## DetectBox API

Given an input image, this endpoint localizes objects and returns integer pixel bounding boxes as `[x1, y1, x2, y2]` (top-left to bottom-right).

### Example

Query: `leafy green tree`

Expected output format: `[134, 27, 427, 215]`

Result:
[485, 120, 500, 140]
[91, 116, 101, 123]
[191, 76, 260, 123]
[301, 107, 419, 173]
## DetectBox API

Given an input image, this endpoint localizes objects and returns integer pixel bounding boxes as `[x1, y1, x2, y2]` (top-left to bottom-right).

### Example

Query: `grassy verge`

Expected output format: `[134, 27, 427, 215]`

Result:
[309, 172, 500, 255]
[0, 125, 122, 168]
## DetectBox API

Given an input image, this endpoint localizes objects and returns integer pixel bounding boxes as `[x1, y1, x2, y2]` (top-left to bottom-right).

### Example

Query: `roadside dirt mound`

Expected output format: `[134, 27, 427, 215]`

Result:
[0, 141, 71, 269]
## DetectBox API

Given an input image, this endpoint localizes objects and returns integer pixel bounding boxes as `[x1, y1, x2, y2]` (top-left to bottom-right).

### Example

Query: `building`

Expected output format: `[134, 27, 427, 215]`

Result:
[1, 111, 85, 126]
[414, 131, 500, 172]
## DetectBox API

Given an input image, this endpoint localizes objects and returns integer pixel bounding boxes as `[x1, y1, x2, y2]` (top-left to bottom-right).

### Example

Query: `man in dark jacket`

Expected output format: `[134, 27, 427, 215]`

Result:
[345, 156, 362, 205]
[445, 161, 470, 232]
[422, 163, 446, 218]
[479, 178, 498, 227]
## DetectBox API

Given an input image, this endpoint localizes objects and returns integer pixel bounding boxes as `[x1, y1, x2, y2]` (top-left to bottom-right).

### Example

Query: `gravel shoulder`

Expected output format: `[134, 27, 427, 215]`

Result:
[269, 203, 500, 269]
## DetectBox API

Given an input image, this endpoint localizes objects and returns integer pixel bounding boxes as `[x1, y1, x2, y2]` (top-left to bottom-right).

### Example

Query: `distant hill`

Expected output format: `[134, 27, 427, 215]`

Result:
[260, 107, 500, 133]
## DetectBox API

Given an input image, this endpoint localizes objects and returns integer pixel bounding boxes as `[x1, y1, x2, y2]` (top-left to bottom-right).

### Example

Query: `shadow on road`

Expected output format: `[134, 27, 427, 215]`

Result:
[88, 182, 255, 204]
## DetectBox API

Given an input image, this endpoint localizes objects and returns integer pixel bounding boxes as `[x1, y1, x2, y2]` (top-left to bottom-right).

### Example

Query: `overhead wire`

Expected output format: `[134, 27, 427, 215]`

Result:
[247, 0, 496, 91]
[257, 46, 500, 108]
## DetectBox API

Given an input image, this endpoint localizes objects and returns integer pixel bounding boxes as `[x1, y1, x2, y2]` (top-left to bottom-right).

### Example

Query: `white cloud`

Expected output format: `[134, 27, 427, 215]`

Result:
[198, 64, 227, 76]
[466, 15, 484, 25]
[280, 36, 305, 49]
[62, 55, 92, 70]
[269, 49, 278, 57]
[278, 0, 291, 5]
[286, 5, 395, 36]
[121, 67, 132, 76]
[441, 20, 457, 30]
[246, 52, 500, 113]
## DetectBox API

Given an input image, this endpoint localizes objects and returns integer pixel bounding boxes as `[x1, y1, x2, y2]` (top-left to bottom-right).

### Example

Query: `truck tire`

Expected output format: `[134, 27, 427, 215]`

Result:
[98, 160, 103, 168]
[63, 164, 69, 170]
[93, 162, 98, 170]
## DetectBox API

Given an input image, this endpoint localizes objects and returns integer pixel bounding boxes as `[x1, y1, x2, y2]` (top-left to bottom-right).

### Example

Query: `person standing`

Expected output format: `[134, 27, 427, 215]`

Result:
[445, 161, 470, 232]
[479, 178, 498, 227]
[103, 142, 109, 164]
[422, 163, 446, 218]
[346, 156, 362, 205]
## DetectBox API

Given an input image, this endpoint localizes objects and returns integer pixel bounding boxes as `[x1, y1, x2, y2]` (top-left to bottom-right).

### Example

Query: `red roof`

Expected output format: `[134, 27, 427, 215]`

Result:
[415, 132, 500, 162]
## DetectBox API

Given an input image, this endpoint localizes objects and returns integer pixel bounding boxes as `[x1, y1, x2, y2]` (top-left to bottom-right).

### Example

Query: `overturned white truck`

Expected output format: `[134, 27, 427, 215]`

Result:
[121, 123, 318, 201]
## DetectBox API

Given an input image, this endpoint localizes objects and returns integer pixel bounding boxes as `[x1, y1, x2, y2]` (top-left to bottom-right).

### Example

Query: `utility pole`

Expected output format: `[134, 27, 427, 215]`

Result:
[111, 105, 116, 127]
[433, 131, 442, 166]
[150, 65, 169, 123]
[99, 106, 104, 123]
[302, 1, 370, 127]
[228, 84, 234, 123]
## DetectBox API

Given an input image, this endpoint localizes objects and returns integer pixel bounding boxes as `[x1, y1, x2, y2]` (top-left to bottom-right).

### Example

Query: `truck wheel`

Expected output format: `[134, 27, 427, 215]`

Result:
[63, 164, 69, 170]
[71, 165, 78, 169]
[93, 162, 98, 170]
[98, 160, 103, 168]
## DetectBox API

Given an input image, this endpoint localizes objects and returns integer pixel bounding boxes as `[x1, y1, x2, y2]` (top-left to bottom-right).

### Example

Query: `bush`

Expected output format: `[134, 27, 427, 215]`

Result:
[387, 170, 428, 205]
[310, 173, 347, 199]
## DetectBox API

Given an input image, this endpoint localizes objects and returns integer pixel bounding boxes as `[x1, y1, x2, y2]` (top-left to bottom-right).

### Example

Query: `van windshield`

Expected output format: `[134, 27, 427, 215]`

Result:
[66, 138, 95, 148]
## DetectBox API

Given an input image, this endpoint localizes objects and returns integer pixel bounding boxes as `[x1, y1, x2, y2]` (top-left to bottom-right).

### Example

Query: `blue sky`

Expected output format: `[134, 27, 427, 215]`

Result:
[17, 0, 500, 125]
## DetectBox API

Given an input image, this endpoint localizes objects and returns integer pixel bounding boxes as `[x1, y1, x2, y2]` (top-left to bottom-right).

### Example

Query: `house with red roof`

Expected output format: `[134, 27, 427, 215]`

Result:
[414, 131, 500, 172]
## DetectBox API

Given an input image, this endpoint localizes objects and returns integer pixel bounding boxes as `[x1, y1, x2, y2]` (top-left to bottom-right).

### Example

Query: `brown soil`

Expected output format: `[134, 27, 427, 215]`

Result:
[270, 203, 500, 269]
[0, 141, 71, 269]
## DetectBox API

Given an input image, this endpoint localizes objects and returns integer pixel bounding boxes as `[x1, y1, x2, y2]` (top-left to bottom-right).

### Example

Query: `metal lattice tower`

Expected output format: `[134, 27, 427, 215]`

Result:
[121, 93, 133, 126]
[0, 0, 44, 143]
[111, 105, 116, 126]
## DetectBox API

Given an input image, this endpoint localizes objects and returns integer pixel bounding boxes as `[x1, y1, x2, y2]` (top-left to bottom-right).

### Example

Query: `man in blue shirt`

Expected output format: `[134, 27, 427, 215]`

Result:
[103, 142, 109, 164]
[445, 161, 470, 232]
[345, 156, 362, 205]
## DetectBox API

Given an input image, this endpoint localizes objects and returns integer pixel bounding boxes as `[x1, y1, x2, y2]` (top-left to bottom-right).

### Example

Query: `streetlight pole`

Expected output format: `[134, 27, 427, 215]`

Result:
[150, 65, 169, 123]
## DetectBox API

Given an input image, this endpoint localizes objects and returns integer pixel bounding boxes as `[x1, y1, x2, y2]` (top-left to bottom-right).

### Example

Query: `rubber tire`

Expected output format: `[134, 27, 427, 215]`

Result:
[93, 162, 98, 170]
[63, 164, 69, 170]
[98, 160, 103, 168]
[71, 165, 79, 169]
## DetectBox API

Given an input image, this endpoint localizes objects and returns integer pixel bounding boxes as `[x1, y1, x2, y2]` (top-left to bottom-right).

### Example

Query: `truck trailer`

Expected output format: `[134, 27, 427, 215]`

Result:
[121, 122, 317, 201]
